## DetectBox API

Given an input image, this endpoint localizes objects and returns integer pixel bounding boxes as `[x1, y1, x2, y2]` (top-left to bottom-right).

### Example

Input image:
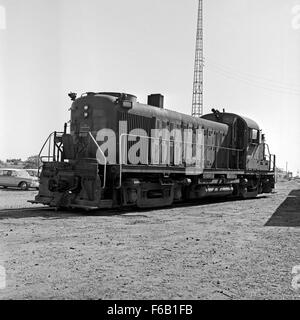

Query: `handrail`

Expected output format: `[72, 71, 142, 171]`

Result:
[89, 132, 107, 189]
[38, 132, 54, 160]
[119, 134, 127, 188]
[37, 131, 65, 177]
[270, 154, 276, 172]
[264, 143, 276, 172]
[38, 132, 56, 177]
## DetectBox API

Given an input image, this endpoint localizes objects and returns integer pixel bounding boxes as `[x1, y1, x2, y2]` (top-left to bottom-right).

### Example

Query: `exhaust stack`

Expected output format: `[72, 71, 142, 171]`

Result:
[148, 94, 164, 109]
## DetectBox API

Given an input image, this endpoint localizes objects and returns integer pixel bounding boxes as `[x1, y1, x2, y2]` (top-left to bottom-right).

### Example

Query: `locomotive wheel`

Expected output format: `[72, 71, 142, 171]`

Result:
[19, 182, 29, 191]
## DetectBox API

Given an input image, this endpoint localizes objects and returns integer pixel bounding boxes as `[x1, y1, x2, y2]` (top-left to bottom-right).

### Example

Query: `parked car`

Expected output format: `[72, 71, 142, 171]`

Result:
[26, 168, 40, 178]
[0, 168, 39, 190]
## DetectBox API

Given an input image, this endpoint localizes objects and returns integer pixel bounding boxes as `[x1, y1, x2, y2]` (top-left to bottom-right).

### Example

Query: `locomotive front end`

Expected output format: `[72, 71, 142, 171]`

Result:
[33, 92, 124, 209]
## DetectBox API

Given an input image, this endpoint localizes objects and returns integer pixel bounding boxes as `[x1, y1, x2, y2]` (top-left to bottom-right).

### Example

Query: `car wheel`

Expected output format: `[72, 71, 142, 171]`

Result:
[19, 182, 29, 191]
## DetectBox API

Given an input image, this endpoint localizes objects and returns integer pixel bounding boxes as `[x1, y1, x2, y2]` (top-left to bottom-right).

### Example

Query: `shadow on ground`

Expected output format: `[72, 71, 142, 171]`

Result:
[0, 207, 132, 220]
[0, 187, 37, 192]
[0, 207, 82, 220]
[265, 189, 300, 227]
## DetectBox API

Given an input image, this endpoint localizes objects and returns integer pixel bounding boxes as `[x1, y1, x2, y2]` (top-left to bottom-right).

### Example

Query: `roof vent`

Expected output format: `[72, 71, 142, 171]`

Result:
[148, 94, 164, 108]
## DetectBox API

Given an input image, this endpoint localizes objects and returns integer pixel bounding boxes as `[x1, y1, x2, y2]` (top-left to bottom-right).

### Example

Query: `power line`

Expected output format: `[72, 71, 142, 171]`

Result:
[205, 57, 300, 90]
[205, 59, 300, 95]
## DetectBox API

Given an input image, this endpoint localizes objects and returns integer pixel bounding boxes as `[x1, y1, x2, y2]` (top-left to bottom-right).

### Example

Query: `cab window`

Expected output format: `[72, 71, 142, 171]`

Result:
[249, 129, 259, 143]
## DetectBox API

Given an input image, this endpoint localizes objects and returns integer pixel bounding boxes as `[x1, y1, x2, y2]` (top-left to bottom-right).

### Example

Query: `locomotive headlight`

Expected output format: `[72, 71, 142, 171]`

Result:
[84, 112, 89, 118]
[84, 105, 89, 111]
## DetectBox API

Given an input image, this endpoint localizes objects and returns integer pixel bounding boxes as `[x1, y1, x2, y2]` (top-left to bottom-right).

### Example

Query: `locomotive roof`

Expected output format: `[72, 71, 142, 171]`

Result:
[202, 112, 260, 131]
[130, 101, 260, 132]
[77, 92, 229, 131]
[239, 115, 260, 130]
[130, 102, 229, 132]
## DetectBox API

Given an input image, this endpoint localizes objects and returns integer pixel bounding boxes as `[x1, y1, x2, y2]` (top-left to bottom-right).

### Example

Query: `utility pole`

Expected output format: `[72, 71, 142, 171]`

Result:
[192, 0, 204, 117]
[285, 161, 291, 179]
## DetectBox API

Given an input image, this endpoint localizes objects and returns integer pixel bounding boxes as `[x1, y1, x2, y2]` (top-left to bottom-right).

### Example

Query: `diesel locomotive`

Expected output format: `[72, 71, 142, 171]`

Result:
[32, 92, 276, 210]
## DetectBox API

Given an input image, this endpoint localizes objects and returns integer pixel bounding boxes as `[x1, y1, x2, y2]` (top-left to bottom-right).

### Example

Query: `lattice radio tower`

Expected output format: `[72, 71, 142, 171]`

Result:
[192, 0, 204, 117]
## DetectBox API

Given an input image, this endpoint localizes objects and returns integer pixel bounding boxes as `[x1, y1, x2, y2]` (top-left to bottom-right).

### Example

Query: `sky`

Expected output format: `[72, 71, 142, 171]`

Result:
[0, 0, 299, 174]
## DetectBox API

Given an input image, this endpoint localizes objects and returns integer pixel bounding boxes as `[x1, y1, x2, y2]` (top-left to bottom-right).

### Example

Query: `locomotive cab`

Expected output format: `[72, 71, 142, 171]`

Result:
[202, 110, 275, 195]
[202, 111, 274, 171]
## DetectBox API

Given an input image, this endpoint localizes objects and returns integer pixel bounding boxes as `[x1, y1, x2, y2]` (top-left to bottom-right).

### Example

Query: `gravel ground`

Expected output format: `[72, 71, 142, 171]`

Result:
[0, 181, 299, 300]
[0, 188, 41, 210]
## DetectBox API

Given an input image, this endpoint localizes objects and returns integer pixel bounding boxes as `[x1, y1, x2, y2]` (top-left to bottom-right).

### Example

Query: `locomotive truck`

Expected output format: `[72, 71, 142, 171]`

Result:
[31, 92, 276, 210]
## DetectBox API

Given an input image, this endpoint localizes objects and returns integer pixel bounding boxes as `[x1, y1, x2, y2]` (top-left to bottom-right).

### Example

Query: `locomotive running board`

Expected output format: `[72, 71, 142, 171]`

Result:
[120, 166, 211, 176]
[121, 166, 245, 176]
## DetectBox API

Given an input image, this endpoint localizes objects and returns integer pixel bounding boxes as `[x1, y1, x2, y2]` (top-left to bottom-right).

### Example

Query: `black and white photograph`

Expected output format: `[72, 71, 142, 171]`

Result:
[0, 0, 300, 304]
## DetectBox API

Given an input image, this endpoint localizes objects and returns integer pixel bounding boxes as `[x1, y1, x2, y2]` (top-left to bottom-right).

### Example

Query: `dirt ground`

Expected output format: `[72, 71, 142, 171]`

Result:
[0, 181, 299, 300]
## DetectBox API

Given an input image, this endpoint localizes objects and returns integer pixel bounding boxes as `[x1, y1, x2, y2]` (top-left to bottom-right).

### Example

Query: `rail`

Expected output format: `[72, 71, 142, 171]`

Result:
[38, 131, 64, 177]
[89, 132, 107, 189]
[264, 143, 276, 172]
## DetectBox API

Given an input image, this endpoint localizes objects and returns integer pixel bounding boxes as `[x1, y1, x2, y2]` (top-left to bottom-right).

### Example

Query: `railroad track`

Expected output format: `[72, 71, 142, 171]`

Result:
[0, 194, 269, 220]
